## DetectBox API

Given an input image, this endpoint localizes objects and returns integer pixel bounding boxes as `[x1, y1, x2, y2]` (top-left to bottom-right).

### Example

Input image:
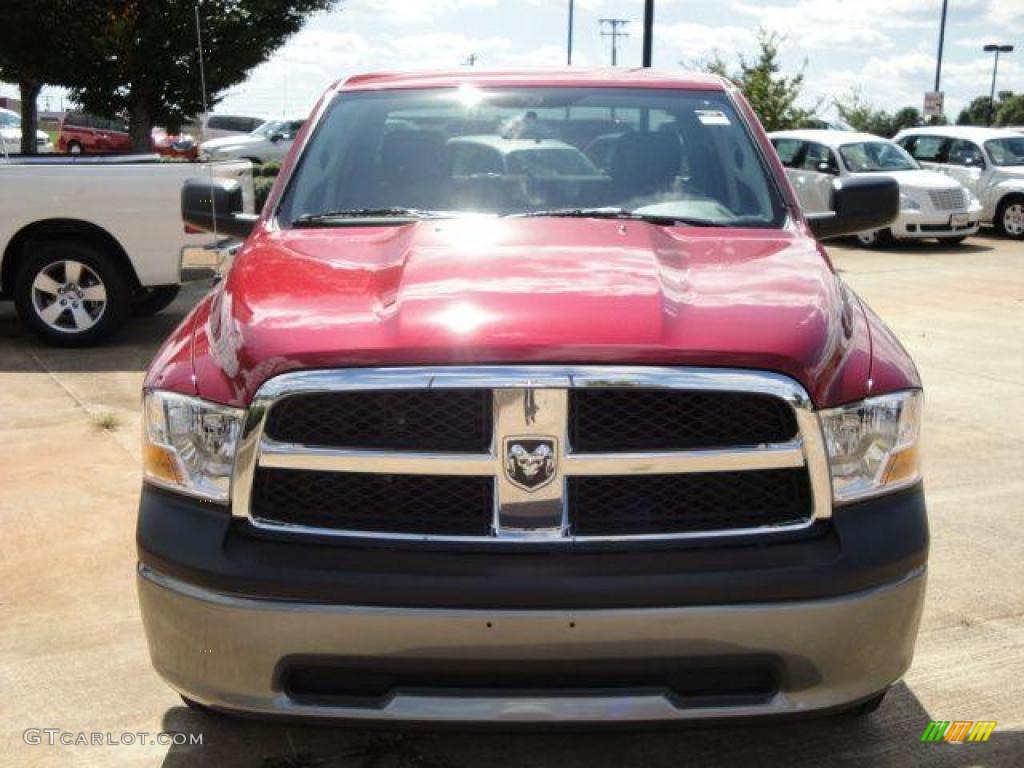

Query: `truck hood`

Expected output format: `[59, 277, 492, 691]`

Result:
[190, 218, 871, 406]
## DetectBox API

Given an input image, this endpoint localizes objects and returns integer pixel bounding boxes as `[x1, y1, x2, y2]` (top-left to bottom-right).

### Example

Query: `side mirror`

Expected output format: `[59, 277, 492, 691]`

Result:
[805, 176, 899, 241]
[268, 132, 284, 143]
[182, 177, 258, 240]
[817, 161, 836, 175]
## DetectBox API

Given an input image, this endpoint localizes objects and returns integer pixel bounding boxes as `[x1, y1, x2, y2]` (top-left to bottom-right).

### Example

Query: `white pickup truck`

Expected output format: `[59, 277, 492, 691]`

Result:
[0, 154, 254, 345]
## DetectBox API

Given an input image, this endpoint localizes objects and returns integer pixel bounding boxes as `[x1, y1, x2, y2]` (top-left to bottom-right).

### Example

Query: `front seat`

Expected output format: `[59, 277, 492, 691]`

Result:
[377, 129, 447, 209]
[609, 131, 681, 200]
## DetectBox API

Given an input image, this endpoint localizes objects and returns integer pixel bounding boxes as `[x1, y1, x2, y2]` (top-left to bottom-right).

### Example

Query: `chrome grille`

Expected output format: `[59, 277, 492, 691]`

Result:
[233, 367, 831, 543]
[928, 188, 967, 211]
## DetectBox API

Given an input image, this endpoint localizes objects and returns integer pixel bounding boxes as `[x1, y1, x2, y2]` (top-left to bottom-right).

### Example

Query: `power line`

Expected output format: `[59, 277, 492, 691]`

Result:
[599, 18, 629, 67]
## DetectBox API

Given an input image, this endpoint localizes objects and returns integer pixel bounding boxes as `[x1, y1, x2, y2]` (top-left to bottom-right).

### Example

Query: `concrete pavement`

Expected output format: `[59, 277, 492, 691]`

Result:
[1, 234, 1022, 767]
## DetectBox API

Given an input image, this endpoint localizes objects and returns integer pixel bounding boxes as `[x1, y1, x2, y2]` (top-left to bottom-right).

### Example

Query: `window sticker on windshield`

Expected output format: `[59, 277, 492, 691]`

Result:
[695, 110, 730, 126]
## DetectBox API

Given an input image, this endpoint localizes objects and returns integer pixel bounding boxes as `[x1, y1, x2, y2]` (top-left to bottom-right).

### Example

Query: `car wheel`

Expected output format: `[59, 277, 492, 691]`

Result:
[855, 228, 892, 248]
[943, 236, 968, 245]
[996, 196, 1024, 238]
[132, 285, 181, 317]
[67, 141, 83, 155]
[13, 242, 130, 346]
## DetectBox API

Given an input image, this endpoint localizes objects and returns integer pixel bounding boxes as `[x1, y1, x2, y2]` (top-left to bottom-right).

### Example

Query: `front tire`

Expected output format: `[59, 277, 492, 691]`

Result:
[996, 196, 1024, 238]
[14, 242, 130, 346]
[132, 285, 181, 317]
[67, 140, 83, 155]
[856, 228, 893, 248]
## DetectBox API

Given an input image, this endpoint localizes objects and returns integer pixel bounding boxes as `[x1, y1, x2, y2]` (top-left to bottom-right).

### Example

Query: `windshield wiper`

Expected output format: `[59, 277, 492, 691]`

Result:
[292, 207, 448, 226]
[509, 207, 724, 227]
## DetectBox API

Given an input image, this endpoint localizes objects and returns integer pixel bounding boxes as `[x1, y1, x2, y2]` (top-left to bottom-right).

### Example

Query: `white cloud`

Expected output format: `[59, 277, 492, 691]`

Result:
[985, 0, 1024, 27]
[656, 22, 758, 63]
[344, 0, 498, 24]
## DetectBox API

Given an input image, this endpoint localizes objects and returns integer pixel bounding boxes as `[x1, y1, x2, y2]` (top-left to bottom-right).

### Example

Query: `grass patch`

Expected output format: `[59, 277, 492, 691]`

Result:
[93, 413, 121, 432]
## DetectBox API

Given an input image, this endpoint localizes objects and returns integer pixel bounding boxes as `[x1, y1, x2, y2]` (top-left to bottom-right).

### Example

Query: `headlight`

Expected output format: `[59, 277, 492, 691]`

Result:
[819, 390, 922, 503]
[143, 390, 245, 503]
[899, 193, 920, 211]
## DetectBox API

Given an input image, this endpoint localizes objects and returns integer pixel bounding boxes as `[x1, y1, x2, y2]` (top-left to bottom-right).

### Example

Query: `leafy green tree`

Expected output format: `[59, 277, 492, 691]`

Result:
[69, 0, 335, 150]
[995, 93, 1024, 126]
[0, 1, 99, 153]
[698, 30, 815, 131]
[833, 90, 922, 138]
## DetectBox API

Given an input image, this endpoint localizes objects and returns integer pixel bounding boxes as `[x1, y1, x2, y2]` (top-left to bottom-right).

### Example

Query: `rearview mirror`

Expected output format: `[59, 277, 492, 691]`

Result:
[805, 176, 899, 241]
[181, 177, 257, 239]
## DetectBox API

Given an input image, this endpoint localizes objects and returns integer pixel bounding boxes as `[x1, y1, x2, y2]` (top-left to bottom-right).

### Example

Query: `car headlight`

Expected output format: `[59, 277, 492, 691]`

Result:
[819, 390, 922, 503]
[143, 390, 245, 503]
[899, 193, 920, 211]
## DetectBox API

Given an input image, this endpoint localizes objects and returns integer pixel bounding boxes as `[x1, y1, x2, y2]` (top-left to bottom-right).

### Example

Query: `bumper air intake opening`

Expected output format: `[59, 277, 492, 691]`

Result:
[278, 656, 780, 710]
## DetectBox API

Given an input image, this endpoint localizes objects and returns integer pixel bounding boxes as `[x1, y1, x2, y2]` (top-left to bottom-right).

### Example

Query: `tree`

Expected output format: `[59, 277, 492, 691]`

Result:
[697, 30, 815, 132]
[70, 0, 336, 151]
[995, 93, 1024, 126]
[0, 1, 99, 153]
[957, 91, 1019, 126]
[833, 90, 922, 138]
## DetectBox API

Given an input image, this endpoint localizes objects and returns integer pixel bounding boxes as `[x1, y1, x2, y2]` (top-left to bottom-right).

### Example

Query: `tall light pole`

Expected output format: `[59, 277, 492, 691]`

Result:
[567, 0, 574, 65]
[983, 44, 1014, 126]
[641, 0, 654, 68]
[933, 0, 948, 94]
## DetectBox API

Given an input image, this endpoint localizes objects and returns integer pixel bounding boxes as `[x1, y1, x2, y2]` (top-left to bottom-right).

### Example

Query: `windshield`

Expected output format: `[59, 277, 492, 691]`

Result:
[839, 141, 918, 172]
[985, 137, 1024, 166]
[277, 87, 786, 227]
[0, 111, 19, 129]
[252, 120, 282, 138]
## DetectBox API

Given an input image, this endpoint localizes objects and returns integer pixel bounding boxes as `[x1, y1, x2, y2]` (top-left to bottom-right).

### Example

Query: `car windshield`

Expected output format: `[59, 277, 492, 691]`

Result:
[251, 120, 282, 138]
[984, 137, 1024, 166]
[0, 111, 20, 128]
[839, 141, 918, 172]
[277, 86, 786, 227]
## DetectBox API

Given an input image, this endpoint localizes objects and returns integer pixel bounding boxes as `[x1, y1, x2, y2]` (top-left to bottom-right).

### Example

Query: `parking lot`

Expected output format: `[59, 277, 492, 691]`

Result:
[2, 234, 1022, 767]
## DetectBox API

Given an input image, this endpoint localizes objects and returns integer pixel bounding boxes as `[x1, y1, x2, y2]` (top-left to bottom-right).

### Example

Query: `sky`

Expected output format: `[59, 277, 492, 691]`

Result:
[5, 0, 1023, 122]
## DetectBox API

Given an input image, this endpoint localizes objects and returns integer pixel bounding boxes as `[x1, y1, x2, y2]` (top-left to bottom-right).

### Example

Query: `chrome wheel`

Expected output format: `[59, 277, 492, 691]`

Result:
[68, 142, 82, 155]
[1003, 202, 1024, 237]
[30, 259, 107, 333]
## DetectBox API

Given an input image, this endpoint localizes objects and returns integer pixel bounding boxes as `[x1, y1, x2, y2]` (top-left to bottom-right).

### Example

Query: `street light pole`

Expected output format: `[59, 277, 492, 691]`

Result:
[567, 0, 574, 66]
[933, 0, 948, 93]
[642, 0, 654, 68]
[983, 44, 1014, 126]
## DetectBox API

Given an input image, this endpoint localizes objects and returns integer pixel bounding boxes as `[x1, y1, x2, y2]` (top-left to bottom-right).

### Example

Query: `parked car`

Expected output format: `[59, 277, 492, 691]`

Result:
[201, 113, 267, 140]
[770, 129, 981, 246]
[57, 111, 133, 154]
[0, 107, 54, 154]
[895, 126, 1024, 238]
[0, 154, 254, 345]
[150, 127, 199, 160]
[138, 69, 926, 726]
[199, 118, 305, 164]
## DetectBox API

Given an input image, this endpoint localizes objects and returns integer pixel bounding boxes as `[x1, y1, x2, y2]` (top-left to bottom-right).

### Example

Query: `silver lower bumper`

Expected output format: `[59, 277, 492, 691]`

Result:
[138, 565, 926, 723]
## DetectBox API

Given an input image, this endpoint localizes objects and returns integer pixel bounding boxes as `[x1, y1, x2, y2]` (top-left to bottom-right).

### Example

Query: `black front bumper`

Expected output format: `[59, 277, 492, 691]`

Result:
[137, 483, 928, 610]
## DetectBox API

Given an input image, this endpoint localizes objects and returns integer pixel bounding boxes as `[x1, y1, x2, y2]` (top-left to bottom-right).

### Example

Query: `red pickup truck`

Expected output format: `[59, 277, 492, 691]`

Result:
[138, 69, 927, 724]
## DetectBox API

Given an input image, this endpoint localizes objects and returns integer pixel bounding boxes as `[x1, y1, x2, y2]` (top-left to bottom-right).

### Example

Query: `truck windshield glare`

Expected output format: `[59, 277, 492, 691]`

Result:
[277, 87, 785, 227]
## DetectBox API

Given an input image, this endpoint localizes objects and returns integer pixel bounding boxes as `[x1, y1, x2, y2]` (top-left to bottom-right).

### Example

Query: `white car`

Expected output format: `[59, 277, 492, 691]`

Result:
[770, 129, 982, 246]
[200, 118, 305, 164]
[894, 126, 1024, 239]
[200, 113, 267, 140]
[0, 107, 54, 154]
[0, 155, 254, 345]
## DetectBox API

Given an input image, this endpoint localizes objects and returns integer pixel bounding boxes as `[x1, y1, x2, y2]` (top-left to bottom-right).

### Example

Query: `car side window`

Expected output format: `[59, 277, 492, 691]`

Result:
[903, 135, 949, 163]
[947, 139, 986, 169]
[771, 138, 804, 168]
[800, 142, 838, 175]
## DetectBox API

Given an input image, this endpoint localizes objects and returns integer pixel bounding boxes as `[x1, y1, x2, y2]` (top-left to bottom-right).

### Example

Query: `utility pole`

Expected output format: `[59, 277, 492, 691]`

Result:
[567, 0, 574, 65]
[600, 18, 629, 67]
[641, 0, 654, 68]
[463, 53, 478, 66]
[983, 44, 1014, 126]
